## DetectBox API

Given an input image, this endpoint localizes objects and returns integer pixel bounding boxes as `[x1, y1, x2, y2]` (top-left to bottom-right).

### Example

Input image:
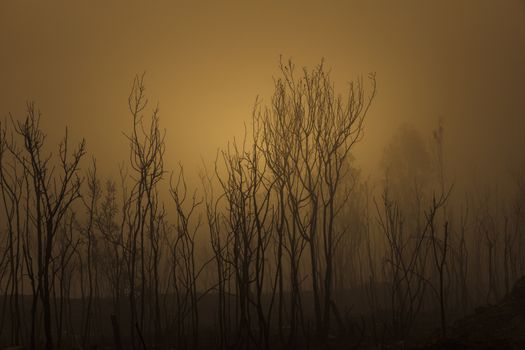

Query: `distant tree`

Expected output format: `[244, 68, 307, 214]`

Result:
[382, 124, 434, 216]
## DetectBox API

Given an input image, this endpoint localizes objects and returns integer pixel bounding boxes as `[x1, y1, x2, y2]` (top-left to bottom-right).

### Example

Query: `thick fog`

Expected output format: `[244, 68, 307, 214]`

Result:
[1, 1, 525, 349]
[2, 0, 524, 183]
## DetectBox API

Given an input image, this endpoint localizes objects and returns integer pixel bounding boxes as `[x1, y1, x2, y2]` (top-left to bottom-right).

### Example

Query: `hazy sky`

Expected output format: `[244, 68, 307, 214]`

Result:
[1, 0, 524, 185]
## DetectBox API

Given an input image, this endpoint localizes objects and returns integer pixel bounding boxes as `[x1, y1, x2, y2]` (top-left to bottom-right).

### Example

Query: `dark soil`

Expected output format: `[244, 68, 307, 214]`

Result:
[416, 276, 525, 350]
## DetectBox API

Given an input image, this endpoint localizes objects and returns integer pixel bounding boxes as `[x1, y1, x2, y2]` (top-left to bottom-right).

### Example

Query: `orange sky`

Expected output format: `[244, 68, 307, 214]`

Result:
[1, 0, 524, 187]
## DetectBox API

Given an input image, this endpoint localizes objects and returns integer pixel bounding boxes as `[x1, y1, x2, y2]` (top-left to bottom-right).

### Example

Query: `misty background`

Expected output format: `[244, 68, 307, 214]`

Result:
[2, 0, 524, 188]
[2, 2, 525, 349]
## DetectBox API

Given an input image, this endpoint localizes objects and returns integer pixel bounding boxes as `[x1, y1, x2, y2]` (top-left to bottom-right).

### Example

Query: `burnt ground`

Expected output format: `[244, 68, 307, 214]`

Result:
[415, 276, 525, 350]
